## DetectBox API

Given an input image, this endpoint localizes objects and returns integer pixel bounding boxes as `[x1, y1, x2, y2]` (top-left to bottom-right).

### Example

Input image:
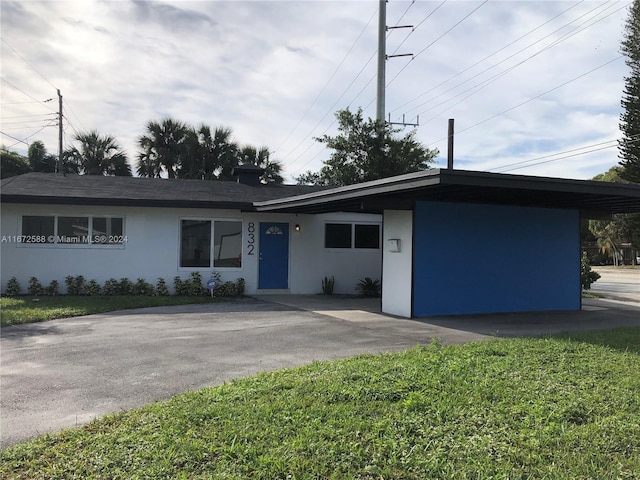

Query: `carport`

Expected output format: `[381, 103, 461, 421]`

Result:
[255, 169, 640, 318]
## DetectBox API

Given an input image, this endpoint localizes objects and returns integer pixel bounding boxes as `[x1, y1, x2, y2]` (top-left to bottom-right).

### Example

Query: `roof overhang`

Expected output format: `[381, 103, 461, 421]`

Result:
[254, 169, 640, 217]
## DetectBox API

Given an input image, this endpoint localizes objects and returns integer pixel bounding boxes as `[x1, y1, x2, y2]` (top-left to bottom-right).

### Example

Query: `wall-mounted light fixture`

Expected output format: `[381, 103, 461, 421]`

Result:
[295, 224, 301, 232]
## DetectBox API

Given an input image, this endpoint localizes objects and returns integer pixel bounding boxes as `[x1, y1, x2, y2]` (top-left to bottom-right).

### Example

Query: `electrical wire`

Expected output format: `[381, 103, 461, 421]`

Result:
[274, 6, 378, 155]
[0, 77, 57, 112]
[1, 37, 58, 90]
[386, 0, 489, 88]
[389, 0, 588, 116]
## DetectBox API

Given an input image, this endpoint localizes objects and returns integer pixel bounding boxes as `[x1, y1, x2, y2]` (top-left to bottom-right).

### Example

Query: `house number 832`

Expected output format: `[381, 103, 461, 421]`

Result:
[247, 222, 255, 255]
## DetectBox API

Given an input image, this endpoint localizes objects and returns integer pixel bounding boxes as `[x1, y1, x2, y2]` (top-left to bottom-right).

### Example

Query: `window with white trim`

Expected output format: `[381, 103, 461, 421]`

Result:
[324, 223, 380, 249]
[20, 215, 125, 245]
[180, 219, 242, 268]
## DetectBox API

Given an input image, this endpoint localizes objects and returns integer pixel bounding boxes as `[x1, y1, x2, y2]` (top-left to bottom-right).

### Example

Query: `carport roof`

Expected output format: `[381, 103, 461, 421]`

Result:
[254, 169, 640, 216]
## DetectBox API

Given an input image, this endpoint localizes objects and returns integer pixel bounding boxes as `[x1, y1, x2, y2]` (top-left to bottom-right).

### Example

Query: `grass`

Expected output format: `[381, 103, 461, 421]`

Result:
[0, 296, 218, 327]
[2, 327, 639, 479]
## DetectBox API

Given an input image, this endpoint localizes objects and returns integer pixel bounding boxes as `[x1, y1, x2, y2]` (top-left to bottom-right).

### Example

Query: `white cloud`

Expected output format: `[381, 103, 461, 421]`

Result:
[0, 0, 631, 182]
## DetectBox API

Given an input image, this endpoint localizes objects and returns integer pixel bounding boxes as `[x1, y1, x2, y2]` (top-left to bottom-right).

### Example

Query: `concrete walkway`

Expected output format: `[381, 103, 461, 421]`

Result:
[2, 293, 639, 448]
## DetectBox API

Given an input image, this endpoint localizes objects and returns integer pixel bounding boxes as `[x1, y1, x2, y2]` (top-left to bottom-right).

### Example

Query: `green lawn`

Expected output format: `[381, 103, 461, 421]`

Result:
[0, 296, 218, 327]
[2, 328, 639, 479]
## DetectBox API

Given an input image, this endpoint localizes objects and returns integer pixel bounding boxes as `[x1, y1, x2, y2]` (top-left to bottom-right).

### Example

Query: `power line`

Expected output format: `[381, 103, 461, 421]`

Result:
[274, 6, 378, 154]
[412, 3, 629, 127]
[386, 0, 489, 88]
[424, 55, 623, 150]
[389, 0, 588, 116]
[1, 37, 58, 90]
[490, 133, 640, 173]
[0, 77, 57, 112]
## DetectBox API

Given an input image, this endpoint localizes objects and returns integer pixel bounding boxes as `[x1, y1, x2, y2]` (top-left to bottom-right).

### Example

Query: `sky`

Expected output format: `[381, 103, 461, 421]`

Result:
[0, 0, 633, 183]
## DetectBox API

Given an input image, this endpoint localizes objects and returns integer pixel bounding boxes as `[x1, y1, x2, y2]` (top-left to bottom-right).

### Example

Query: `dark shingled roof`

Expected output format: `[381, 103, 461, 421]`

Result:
[0, 173, 327, 210]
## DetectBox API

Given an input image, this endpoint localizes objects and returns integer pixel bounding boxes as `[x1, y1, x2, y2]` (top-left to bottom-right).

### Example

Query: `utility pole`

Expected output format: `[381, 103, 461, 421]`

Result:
[376, 0, 417, 127]
[57, 89, 63, 174]
[376, 0, 386, 122]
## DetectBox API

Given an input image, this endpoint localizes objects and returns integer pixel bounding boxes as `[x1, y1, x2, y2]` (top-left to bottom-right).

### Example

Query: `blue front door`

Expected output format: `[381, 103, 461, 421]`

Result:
[258, 222, 289, 289]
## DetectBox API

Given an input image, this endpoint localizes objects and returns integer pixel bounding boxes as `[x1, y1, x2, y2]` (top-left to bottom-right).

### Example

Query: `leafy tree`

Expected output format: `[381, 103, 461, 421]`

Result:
[619, 0, 640, 183]
[27, 140, 57, 173]
[589, 166, 640, 264]
[1, 147, 31, 178]
[65, 131, 131, 176]
[296, 107, 438, 186]
[137, 118, 189, 178]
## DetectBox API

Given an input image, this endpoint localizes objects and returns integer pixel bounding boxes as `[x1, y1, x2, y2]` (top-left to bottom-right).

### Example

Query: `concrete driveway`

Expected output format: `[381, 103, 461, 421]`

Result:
[2, 294, 639, 448]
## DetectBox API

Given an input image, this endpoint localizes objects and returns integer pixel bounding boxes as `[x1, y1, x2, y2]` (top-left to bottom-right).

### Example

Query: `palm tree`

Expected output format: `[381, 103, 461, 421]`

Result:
[238, 145, 284, 184]
[65, 131, 131, 176]
[137, 118, 188, 178]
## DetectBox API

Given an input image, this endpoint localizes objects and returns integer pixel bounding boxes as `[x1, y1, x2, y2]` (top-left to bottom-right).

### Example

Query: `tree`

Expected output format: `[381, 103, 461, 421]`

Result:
[589, 166, 640, 264]
[619, 0, 640, 183]
[179, 125, 239, 181]
[296, 107, 438, 186]
[27, 141, 57, 173]
[137, 118, 189, 178]
[1, 147, 31, 178]
[237, 145, 284, 184]
[65, 131, 131, 176]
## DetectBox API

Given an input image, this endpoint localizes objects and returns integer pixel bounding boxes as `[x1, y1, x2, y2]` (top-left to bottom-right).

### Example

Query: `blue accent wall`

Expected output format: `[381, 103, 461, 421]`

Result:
[413, 202, 580, 316]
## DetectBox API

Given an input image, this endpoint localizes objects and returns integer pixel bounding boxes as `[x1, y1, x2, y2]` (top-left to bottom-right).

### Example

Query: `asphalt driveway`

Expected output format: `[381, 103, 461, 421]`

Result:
[2, 295, 639, 447]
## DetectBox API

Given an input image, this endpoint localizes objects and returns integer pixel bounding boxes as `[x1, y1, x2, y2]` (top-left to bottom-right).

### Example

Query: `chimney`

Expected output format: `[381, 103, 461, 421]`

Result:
[232, 164, 265, 186]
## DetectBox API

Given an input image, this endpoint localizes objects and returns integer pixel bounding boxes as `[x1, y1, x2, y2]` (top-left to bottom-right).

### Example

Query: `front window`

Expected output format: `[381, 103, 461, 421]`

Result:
[325, 223, 380, 249]
[325, 223, 352, 248]
[180, 220, 211, 267]
[214, 221, 242, 267]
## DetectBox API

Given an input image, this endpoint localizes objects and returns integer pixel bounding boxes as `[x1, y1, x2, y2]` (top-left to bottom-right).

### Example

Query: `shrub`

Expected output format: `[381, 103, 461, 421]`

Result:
[45, 280, 59, 296]
[65, 276, 86, 295]
[134, 278, 155, 296]
[356, 277, 381, 297]
[85, 280, 102, 296]
[156, 278, 170, 296]
[119, 278, 134, 296]
[322, 276, 335, 295]
[103, 278, 120, 296]
[581, 251, 601, 290]
[187, 272, 207, 296]
[28, 277, 44, 296]
[173, 276, 189, 296]
[6, 277, 21, 296]
[235, 278, 245, 296]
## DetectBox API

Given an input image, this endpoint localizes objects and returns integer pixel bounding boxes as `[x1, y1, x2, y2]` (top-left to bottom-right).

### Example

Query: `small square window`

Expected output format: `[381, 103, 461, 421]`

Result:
[22, 216, 54, 243]
[93, 218, 124, 244]
[355, 224, 380, 249]
[58, 216, 89, 243]
[325, 223, 352, 248]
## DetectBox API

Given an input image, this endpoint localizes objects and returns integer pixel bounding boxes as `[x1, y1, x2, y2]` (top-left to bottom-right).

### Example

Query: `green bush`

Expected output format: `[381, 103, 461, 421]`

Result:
[156, 278, 170, 296]
[187, 272, 207, 296]
[173, 276, 189, 296]
[44, 280, 59, 296]
[85, 280, 102, 296]
[118, 278, 134, 296]
[581, 251, 601, 290]
[134, 278, 155, 296]
[102, 278, 120, 296]
[65, 276, 86, 295]
[321, 276, 335, 295]
[356, 277, 381, 297]
[28, 277, 44, 296]
[5, 277, 21, 296]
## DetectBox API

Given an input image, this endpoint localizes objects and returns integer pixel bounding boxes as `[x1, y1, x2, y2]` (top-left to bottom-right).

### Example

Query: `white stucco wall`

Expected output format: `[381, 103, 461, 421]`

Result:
[382, 210, 413, 318]
[0, 203, 381, 295]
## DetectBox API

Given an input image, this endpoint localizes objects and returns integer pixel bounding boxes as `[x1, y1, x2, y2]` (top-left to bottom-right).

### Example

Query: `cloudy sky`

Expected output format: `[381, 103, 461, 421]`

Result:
[0, 0, 633, 182]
